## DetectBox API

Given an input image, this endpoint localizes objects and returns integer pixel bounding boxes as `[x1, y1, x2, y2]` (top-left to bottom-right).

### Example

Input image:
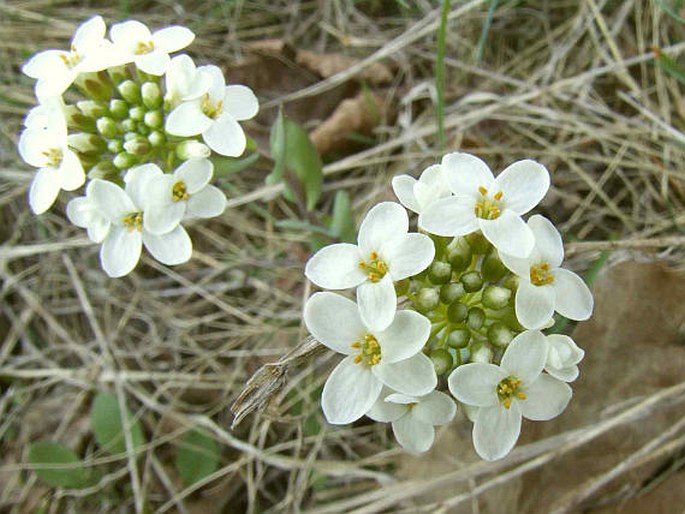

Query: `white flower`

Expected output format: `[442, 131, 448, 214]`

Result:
[420, 152, 550, 258]
[22, 16, 116, 98]
[448, 330, 572, 461]
[18, 117, 84, 215]
[165, 65, 259, 157]
[66, 181, 111, 243]
[88, 165, 192, 277]
[304, 292, 437, 425]
[24, 97, 66, 131]
[544, 334, 584, 382]
[304, 202, 435, 332]
[164, 54, 211, 108]
[499, 214, 594, 329]
[391, 163, 450, 214]
[110, 20, 194, 76]
[144, 158, 226, 235]
[367, 390, 456, 453]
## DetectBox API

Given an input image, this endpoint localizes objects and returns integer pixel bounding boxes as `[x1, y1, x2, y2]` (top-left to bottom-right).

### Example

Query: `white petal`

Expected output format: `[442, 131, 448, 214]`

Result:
[223, 85, 259, 121]
[373, 353, 437, 396]
[479, 211, 534, 258]
[419, 196, 478, 236]
[366, 395, 406, 423]
[515, 281, 556, 330]
[322, 356, 382, 425]
[145, 174, 175, 208]
[447, 363, 506, 407]
[89, 180, 136, 222]
[546, 366, 579, 383]
[18, 129, 50, 168]
[498, 251, 532, 278]
[357, 276, 396, 332]
[176, 158, 213, 193]
[35, 72, 76, 98]
[165, 100, 212, 137]
[304, 243, 366, 289]
[383, 233, 435, 281]
[136, 50, 170, 76]
[500, 330, 547, 384]
[29, 169, 61, 214]
[546, 334, 585, 367]
[303, 292, 365, 355]
[520, 374, 572, 421]
[391, 175, 420, 213]
[473, 404, 521, 461]
[392, 416, 435, 453]
[494, 159, 550, 215]
[152, 26, 195, 53]
[166, 54, 209, 103]
[202, 113, 246, 157]
[88, 219, 110, 244]
[186, 185, 226, 219]
[72, 16, 106, 51]
[144, 204, 185, 235]
[110, 20, 151, 51]
[22, 50, 68, 81]
[357, 202, 408, 255]
[552, 268, 594, 321]
[442, 152, 494, 196]
[412, 390, 456, 425]
[58, 150, 85, 191]
[198, 65, 226, 104]
[375, 310, 430, 363]
[101, 226, 142, 278]
[414, 164, 449, 209]
[66, 197, 92, 228]
[528, 215, 564, 267]
[142, 225, 192, 265]
[385, 393, 418, 405]
[125, 163, 163, 209]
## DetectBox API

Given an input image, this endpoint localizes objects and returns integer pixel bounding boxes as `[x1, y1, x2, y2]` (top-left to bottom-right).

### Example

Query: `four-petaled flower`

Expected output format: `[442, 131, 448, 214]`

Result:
[304, 292, 437, 425]
[448, 330, 572, 461]
[110, 20, 195, 75]
[305, 202, 435, 331]
[165, 65, 259, 157]
[366, 389, 456, 453]
[498, 214, 594, 329]
[544, 333, 585, 382]
[420, 152, 550, 258]
[392, 163, 450, 215]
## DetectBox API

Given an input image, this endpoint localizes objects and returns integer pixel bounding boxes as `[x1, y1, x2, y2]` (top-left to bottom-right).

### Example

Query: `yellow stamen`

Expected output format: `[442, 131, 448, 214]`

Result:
[494, 191, 503, 201]
[530, 262, 555, 286]
[135, 40, 155, 55]
[122, 211, 143, 232]
[42, 148, 63, 168]
[358, 251, 389, 283]
[478, 186, 488, 196]
[202, 94, 224, 119]
[60, 50, 82, 69]
[172, 181, 189, 202]
[474, 186, 503, 220]
[497, 376, 525, 409]
[351, 334, 382, 367]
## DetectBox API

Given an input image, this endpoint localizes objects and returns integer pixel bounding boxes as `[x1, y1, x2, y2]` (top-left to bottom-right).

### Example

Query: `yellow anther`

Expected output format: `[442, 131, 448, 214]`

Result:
[478, 186, 488, 196]
[172, 181, 189, 202]
[516, 392, 527, 400]
[122, 211, 143, 232]
[354, 355, 363, 364]
[60, 51, 82, 69]
[530, 261, 555, 286]
[352, 334, 382, 367]
[42, 147, 64, 168]
[497, 376, 525, 409]
[202, 94, 224, 119]
[358, 252, 389, 283]
[135, 40, 155, 55]
[351, 342, 361, 349]
[494, 191, 503, 201]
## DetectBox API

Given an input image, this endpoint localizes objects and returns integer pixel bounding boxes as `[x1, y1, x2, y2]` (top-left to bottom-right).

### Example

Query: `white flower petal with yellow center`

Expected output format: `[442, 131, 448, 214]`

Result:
[499, 214, 594, 329]
[367, 390, 456, 453]
[144, 158, 226, 235]
[544, 334, 584, 382]
[110, 20, 195, 75]
[448, 330, 572, 461]
[22, 16, 117, 98]
[419, 152, 550, 258]
[304, 202, 435, 332]
[18, 117, 84, 214]
[165, 65, 259, 156]
[392, 164, 450, 214]
[164, 54, 212, 108]
[304, 292, 436, 425]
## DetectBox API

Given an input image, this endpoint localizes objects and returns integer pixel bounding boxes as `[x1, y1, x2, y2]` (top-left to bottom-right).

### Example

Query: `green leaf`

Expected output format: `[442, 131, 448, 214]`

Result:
[28, 442, 91, 489]
[329, 191, 356, 243]
[213, 153, 260, 176]
[90, 392, 145, 456]
[175, 429, 220, 487]
[267, 109, 286, 186]
[654, 48, 685, 87]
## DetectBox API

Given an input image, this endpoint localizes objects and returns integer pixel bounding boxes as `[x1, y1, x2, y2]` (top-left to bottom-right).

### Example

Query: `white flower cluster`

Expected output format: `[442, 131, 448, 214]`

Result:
[303, 152, 593, 460]
[18, 16, 259, 277]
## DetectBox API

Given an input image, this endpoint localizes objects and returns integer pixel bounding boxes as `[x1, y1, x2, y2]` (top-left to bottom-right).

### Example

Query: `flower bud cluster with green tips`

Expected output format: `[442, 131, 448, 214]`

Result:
[18, 15, 259, 277]
[302, 152, 594, 460]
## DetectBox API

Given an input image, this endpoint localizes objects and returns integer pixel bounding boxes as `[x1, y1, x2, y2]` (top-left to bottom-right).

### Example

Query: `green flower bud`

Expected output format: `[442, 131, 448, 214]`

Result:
[488, 322, 515, 348]
[68, 133, 106, 153]
[467, 307, 485, 330]
[66, 108, 96, 132]
[447, 328, 470, 349]
[440, 282, 465, 304]
[417, 287, 440, 312]
[120, 119, 137, 132]
[502, 274, 520, 292]
[471, 345, 493, 364]
[482, 285, 512, 310]
[113, 152, 138, 169]
[88, 161, 118, 180]
[447, 301, 468, 323]
[148, 131, 165, 147]
[460, 270, 483, 293]
[109, 99, 129, 120]
[96, 117, 120, 139]
[128, 106, 146, 121]
[482, 251, 508, 282]
[141, 82, 163, 109]
[123, 137, 151, 156]
[176, 140, 211, 160]
[143, 110, 163, 129]
[118, 80, 141, 104]
[465, 232, 491, 254]
[430, 349, 453, 375]
[76, 100, 107, 119]
[75, 72, 113, 101]
[107, 65, 131, 85]
[446, 237, 472, 272]
[123, 131, 138, 142]
[429, 234, 451, 260]
[428, 261, 452, 285]
[395, 279, 410, 297]
[107, 140, 123, 154]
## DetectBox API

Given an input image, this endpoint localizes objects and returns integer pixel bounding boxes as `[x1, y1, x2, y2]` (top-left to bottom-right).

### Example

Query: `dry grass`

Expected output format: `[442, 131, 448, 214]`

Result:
[2, 0, 685, 512]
